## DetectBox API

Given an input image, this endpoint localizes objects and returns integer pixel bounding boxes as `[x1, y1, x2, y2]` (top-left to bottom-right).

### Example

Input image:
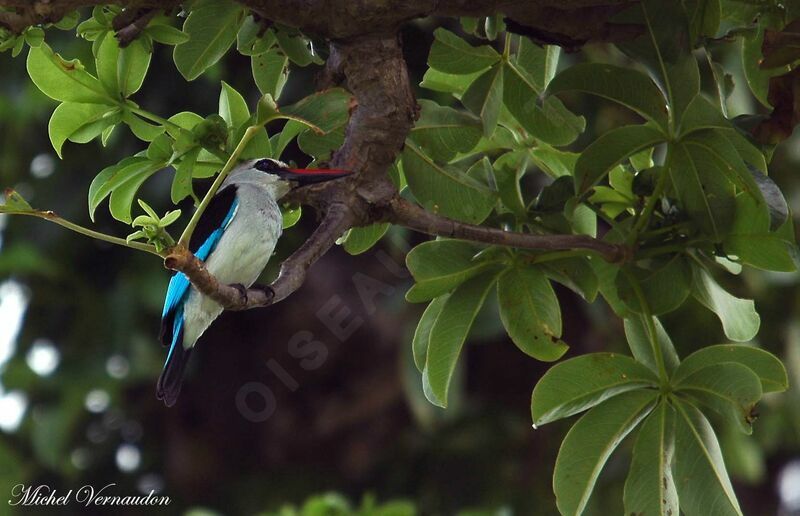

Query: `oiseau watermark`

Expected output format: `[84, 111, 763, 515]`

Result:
[8, 483, 170, 507]
[236, 233, 411, 422]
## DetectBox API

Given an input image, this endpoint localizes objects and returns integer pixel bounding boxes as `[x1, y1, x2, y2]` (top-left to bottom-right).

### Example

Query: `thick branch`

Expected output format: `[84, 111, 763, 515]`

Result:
[384, 197, 627, 262]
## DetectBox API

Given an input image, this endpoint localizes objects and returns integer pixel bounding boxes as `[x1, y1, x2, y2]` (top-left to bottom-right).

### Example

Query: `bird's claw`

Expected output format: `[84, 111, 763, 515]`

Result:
[251, 284, 275, 304]
[231, 283, 249, 304]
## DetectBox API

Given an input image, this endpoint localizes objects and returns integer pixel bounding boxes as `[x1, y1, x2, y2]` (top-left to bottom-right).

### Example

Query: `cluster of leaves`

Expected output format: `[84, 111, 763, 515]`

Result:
[4, 0, 800, 514]
[398, 1, 798, 514]
[16, 2, 349, 249]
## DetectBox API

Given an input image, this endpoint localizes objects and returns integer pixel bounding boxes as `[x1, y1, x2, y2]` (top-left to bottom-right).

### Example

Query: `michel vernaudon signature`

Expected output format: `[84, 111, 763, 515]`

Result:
[8, 484, 171, 507]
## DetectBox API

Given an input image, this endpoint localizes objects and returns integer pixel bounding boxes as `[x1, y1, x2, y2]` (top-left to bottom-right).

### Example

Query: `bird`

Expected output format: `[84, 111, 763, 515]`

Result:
[157, 158, 350, 406]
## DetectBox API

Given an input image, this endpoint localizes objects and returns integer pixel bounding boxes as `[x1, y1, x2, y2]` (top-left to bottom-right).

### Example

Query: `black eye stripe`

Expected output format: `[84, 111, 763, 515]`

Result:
[254, 159, 285, 174]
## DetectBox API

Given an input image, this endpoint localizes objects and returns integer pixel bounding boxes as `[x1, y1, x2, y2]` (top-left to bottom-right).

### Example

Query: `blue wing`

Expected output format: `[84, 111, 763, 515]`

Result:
[156, 192, 239, 406]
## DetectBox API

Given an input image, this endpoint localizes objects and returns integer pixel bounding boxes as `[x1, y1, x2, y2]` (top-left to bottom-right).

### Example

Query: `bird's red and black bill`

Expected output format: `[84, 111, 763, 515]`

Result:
[254, 158, 351, 185]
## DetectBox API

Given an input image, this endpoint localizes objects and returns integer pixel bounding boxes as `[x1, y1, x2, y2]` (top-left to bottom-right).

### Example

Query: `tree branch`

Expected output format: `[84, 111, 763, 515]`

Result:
[383, 197, 627, 262]
[113, 7, 158, 47]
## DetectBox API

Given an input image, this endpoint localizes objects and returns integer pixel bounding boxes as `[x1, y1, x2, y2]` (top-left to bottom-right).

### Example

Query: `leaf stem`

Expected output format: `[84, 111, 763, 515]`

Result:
[630, 145, 672, 242]
[7, 210, 162, 256]
[178, 125, 261, 247]
[128, 105, 186, 134]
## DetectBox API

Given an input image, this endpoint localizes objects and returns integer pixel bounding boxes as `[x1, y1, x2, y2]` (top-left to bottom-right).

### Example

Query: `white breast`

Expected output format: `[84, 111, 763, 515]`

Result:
[181, 184, 283, 348]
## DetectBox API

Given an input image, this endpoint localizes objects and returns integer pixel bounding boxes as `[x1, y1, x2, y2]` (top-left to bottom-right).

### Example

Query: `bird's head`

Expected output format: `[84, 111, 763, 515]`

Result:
[223, 158, 352, 199]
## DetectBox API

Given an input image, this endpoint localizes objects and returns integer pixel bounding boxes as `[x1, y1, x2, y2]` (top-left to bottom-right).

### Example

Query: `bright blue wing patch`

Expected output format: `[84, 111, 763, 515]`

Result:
[160, 198, 239, 320]
[165, 306, 185, 363]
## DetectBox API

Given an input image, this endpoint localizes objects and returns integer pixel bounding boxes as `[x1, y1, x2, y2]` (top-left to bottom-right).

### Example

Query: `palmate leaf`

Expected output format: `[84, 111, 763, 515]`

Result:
[669, 140, 736, 241]
[674, 362, 762, 434]
[413, 295, 448, 372]
[690, 265, 760, 342]
[401, 141, 496, 225]
[623, 400, 678, 516]
[173, 0, 245, 81]
[531, 353, 657, 426]
[405, 239, 500, 303]
[553, 389, 658, 516]
[616, 255, 692, 316]
[48, 103, 120, 158]
[623, 317, 680, 376]
[27, 43, 115, 105]
[461, 63, 504, 137]
[502, 59, 585, 147]
[427, 28, 500, 75]
[724, 192, 797, 272]
[673, 344, 788, 394]
[573, 124, 665, 194]
[407, 100, 482, 162]
[422, 271, 498, 407]
[497, 266, 568, 361]
[673, 399, 743, 516]
[96, 35, 151, 99]
[340, 224, 390, 256]
[252, 49, 289, 99]
[546, 63, 668, 131]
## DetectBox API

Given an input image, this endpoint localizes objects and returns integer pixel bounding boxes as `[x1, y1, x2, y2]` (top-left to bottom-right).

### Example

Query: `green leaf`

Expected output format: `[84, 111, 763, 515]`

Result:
[546, 63, 668, 130]
[461, 64, 504, 137]
[531, 353, 658, 426]
[96, 36, 151, 98]
[109, 162, 162, 223]
[574, 124, 665, 194]
[502, 61, 585, 146]
[616, 256, 692, 315]
[0, 189, 33, 212]
[281, 88, 351, 133]
[623, 317, 680, 376]
[497, 266, 568, 361]
[623, 400, 678, 516]
[405, 239, 498, 303]
[48, 103, 118, 158]
[122, 110, 164, 142]
[670, 140, 736, 241]
[407, 100, 482, 162]
[691, 265, 760, 342]
[252, 49, 289, 99]
[617, 0, 700, 126]
[673, 399, 743, 516]
[171, 147, 201, 203]
[173, 0, 245, 81]
[274, 29, 320, 67]
[492, 151, 528, 219]
[427, 28, 500, 74]
[88, 156, 150, 220]
[513, 36, 560, 91]
[553, 389, 658, 516]
[219, 80, 250, 131]
[724, 193, 797, 272]
[423, 272, 498, 407]
[341, 224, 389, 255]
[420, 67, 483, 95]
[679, 95, 731, 136]
[27, 43, 114, 104]
[412, 296, 448, 373]
[401, 141, 496, 225]
[681, 129, 764, 208]
[674, 362, 762, 434]
[146, 24, 190, 46]
[541, 256, 598, 302]
[673, 344, 788, 394]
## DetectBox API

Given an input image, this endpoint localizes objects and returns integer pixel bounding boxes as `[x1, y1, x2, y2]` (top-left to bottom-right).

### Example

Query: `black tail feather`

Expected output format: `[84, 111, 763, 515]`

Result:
[156, 341, 192, 407]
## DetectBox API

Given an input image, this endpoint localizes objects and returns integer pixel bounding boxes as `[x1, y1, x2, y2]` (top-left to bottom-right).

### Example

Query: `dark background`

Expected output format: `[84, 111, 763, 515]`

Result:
[0, 17, 799, 515]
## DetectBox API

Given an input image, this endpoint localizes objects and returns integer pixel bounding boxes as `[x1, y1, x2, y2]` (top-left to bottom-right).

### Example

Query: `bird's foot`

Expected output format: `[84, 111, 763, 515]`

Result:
[231, 283, 249, 305]
[229, 283, 275, 307]
[250, 284, 275, 305]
